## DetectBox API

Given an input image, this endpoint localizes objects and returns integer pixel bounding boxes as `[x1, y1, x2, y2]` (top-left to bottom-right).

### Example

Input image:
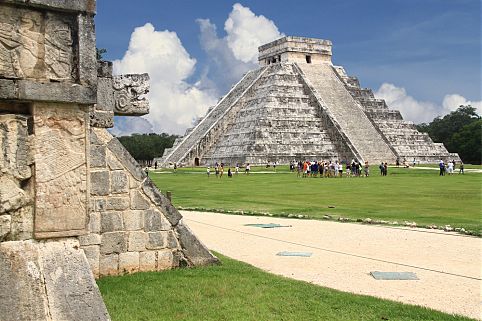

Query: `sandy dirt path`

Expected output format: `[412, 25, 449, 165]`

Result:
[181, 211, 482, 320]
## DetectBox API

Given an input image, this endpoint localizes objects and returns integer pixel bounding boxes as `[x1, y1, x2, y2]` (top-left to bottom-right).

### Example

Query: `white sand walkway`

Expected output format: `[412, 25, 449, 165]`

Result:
[181, 211, 482, 320]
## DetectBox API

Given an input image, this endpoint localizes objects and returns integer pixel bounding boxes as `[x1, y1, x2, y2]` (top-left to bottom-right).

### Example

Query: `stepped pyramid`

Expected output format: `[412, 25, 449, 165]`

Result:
[160, 36, 458, 166]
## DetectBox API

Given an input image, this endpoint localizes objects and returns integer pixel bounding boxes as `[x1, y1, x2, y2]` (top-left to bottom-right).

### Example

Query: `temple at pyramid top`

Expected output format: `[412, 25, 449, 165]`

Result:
[258, 36, 333, 66]
[158, 36, 459, 167]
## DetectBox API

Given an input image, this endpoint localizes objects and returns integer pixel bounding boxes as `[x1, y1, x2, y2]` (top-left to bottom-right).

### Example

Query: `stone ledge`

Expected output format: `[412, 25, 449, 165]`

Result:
[2, 0, 96, 13]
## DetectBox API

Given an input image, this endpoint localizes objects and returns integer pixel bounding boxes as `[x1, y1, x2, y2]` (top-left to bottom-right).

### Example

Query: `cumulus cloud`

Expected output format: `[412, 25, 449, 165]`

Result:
[197, 3, 283, 94]
[113, 23, 217, 135]
[375, 83, 482, 123]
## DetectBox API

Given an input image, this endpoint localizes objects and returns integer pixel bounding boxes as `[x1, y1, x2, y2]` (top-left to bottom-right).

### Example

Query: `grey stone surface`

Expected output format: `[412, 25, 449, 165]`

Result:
[99, 253, 118, 277]
[175, 222, 219, 266]
[89, 213, 101, 234]
[91, 171, 110, 196]
[2, 0, 97, 13]
[146, 232, 164, 250]
[157, 249, 174, 270]
[79, 233, 101, 246]
[119, 251, 139, 274]
[101, 212, 123, 233]
[142, 179, 182, 226]
[83, 245, 100, 277]
[13, 81, 96, 105]
[123, 210, 144, 231]
[130, 190, 150, 210]
[106, 197, 129, 211]
[144, 209, 164, 232]
[111, 171, 128, 194]
[128, 231, 147, 252]
[94, 199, 107, 212]
[139, 251, 156, 272]
[90, 110, 114, 128]
[0, 240, 110, 321]
[97, 61, 113, 78]
[0, 215, 11, 241]
[101, 231, 127, 254]
[112, 74, 150, 116]
[90, 145, 107, 168]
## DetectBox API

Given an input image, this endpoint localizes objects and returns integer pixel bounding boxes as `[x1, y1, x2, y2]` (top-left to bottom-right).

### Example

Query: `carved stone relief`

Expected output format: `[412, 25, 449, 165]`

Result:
[0, 5, 75, 81]
[33, 104, 88, 238]
[112, 73, 149, 115]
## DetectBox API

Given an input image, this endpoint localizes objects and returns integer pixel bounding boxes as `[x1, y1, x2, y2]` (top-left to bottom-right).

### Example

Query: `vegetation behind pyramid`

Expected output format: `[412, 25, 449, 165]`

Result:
[160, 36, 459, 166]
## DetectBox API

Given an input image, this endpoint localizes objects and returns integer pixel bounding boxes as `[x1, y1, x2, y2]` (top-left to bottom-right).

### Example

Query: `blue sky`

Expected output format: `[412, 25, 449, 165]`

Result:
[95, 0, 481, 135]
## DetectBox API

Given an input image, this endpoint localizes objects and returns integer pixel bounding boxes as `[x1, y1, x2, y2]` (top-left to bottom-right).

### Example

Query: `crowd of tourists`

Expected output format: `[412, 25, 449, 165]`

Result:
[289, 160, 389, 178]
[438, 159, 463, 176]
[206, 162, 248, 178]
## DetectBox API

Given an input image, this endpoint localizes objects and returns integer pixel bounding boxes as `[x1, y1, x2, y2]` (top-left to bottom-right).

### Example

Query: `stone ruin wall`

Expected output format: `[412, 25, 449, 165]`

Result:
[0, 1, 218, 319]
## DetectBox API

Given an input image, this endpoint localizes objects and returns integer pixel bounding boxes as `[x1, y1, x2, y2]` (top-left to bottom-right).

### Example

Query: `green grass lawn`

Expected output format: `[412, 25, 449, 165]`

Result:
[98, 253, 473, 321]
[150, 166, 482, 234]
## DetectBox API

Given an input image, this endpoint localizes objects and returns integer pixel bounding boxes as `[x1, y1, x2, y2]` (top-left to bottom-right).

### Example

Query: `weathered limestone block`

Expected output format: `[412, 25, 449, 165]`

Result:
[101, 212, 123, 233]
[89, 212, 101, 234]
[0, 114, 32, 180]
[106, 197, 130, 211]
[175, 221, 219, 266]
[139, 251, 157, 272]
[91, 171, 110, 196]
[130, 190, 150, 210]
[123, 210, 144, 231]
[83, 245, 100, 278]
[93, 198, 107, 212]
[144, 208, 170, 232]
[79, 233, 101, 246]
[0, 240, 110, 321]
[107, 150, 124, 170]
[119, 251, 139, 274]
[111, 170, 128, 194]
[146, 231, 164, 250]
[107, 137, 147, 181]
[157, 249, 174, 271]
[101, 231, 127, 254]
[90, 145, 107, 168]
[10, 205, 34, 240]
[100, 253, 118, 277]
[127, 231, 147, 252]
[33, 104, 88, 239]
[0, 215, 11, 241]
[0, 175, 30, 214]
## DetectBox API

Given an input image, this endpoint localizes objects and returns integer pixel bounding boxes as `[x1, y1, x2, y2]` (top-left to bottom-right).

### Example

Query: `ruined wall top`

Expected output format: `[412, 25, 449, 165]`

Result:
[258, 36, 332, 66]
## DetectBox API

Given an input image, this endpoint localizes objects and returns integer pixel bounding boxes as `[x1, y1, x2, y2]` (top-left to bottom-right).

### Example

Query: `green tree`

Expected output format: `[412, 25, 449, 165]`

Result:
[117, 133, 178, 164]
[449, 120, 482, 164]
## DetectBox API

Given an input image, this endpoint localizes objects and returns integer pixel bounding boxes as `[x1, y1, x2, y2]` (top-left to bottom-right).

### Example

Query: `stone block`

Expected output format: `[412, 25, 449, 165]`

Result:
[146, 232, 164, 250]
[79, 233, 101, 246]
[175, 222, 219, 266]
[96, 77, 114, 111]
[157, 250, 174, 271]
[90, 110, 114, 128]
[123, 210, 144, 231]
[101, 232, 127, 254]
[107, 150, 124, 170]
[128, 231, 147, 252]
[82, 245, 100, 278]
[90, 145, 106, 168]
[91, 171, 110, 196]
[0, 215, 11, 241]
[106, 197, 130, 211]
[144, 209, 164, 232]
[166, 230, 179, 249]
[10, 206, 34, 241]
[100, 253, 119, 277]
[94, 198, 107, 212]
[0, 240, 110, 321]
[101, 212, 123, 233]
[130, 190, 150, 210]
[111, 171, 128, 194]
[89, 212, 101, 234]
[119, 252, 139, 274]
[139, 251, 157, 272]
[16, 80, 96, 104]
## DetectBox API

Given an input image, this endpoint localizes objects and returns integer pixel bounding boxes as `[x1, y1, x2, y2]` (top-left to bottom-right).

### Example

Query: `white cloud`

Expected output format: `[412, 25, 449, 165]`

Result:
[113, 23, 217, 135]
[374, 83, 481, 123]
[197, 3, 283, 94]
[224, 3, 284, 64]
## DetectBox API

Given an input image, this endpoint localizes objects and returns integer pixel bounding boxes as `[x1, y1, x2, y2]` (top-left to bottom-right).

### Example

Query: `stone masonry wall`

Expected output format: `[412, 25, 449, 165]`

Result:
[85, 128, 218, 278]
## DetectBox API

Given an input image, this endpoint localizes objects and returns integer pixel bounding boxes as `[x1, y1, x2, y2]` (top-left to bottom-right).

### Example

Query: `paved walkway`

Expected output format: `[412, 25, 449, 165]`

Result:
[181, 211, 482, 320]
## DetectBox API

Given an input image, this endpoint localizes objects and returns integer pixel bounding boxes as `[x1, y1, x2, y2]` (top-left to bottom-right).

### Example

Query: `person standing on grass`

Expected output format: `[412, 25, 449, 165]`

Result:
[235, 163, 239, 175]
[173, 163, 177, 172]
[346, 162, 351, 177]
[228, 168, 232, 177]
[459, 162, 464, 174]
[220, 163, 224, 178]
[447, 160, 454, 175]
[364, 161, 369, 177]
[215, 164, 219, 178]
[439, 160, 445, 176]
[379, 162, 384, 175]
[245, 163, 250, 175]
[206, 166, 210, 177]
[383, 162, 388, 176]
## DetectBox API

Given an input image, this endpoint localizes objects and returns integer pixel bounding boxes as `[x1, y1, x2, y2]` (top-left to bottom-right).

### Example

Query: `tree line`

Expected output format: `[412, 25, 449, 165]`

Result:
[117, 133, 178, 166]
[416, 105, 481, 164]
